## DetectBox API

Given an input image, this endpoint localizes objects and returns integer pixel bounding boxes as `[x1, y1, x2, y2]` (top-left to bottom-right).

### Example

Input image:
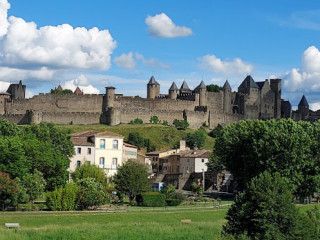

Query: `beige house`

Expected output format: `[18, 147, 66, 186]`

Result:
[179, 150, 211, 174]
[70, 131, 126, 176]
[123, 142, 138, 163]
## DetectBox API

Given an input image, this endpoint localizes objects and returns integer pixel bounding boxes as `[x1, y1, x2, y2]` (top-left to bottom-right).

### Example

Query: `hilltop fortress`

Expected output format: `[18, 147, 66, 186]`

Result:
[0, 76, 319, 128]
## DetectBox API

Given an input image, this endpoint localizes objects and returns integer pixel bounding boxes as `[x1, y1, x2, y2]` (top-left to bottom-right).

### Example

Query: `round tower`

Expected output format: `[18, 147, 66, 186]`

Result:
[105, 86, 116, 108]
[198, 81, 207, 106]
[147, 75, 160, 99]
[168, 82, 179, 100]
[222, 80, 232, 114]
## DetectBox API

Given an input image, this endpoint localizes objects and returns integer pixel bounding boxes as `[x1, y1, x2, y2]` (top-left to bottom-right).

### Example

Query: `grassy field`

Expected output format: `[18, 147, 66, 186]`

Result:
[0, 209, 227, 240]
[56, 124, 215, 152]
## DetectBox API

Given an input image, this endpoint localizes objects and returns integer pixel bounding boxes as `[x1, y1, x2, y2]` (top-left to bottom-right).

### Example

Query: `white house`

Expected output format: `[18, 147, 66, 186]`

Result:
[69, 131, 126, 176]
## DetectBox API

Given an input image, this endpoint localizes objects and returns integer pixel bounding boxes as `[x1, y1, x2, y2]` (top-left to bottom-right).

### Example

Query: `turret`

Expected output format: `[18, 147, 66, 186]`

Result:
[198, 81, 207, 106]
[298, 95, 309, 120]
[169, 82, 179, 100]
[147, 75, 160, 99]
[105, 86, 116, 108]
[222, 80, 232, 114]
[270, 78, 281, 119]
[179, 80, 192, 94]
[7, 80, 26, 100]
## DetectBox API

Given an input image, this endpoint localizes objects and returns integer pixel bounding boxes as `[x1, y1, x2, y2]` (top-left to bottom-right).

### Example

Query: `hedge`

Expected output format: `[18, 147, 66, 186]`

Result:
[141, 192, 165, 207]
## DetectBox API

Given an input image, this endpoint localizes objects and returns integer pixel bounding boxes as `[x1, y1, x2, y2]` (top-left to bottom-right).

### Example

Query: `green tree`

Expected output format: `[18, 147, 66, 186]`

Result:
[191, 182, 203, 196]
[214, 119, 320, 197]
[71, 163, 108, 186]
[21, 170, 46, 203]
[113, 160, 151, 201]
[77, 178, 107, 209]
[128, 132, 145, 148]
[0, 137, 30, 179]
[0, 172, 19, 210]
[0, 119, 21, 137]
[222, 171, 318, 240]
[185, 129, 206, 149]
[173, 119, 189, 130]
[206, 84, 221, 92]
[150, 115, 160, 124]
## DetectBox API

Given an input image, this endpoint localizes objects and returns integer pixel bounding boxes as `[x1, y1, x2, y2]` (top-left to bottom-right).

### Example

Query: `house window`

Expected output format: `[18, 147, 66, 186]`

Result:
[113, 140, 118, 149]
[202, 159, 204, 163]
[100, 139, 105, 149]
[76, 161, 81, 167]
[87, 148, 91, 155]
[77, 148, 81, 154]
[112, 158, 118, 166]
[99, 157, 105, 165]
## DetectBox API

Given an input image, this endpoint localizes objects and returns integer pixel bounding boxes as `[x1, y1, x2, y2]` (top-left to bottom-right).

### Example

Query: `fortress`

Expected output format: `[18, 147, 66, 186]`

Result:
[0, 75, 319, 128]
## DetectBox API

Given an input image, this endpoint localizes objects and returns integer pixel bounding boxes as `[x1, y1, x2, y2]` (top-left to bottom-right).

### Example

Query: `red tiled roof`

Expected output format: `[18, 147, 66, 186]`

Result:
[72, 136, 94, 146]
[124, 142, 138, 148]
[180, 150, 211, 158]
[72, 131, 99, 137]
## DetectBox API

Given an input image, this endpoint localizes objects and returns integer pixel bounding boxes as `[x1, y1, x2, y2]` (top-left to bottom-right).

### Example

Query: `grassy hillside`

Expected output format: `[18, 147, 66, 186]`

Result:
[56, 124, 215, 152]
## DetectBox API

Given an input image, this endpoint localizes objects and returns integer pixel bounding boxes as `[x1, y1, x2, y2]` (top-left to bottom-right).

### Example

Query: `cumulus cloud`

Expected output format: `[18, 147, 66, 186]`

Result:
[283, 46, 320, 92]
[145, 13, 192, 38]
[114, 52, 136, 70]
[310, 102, 320, 111]
[63, 74, 100, 94]
[0, 0, 116, 70]
[135, 53, 171, 69]
[0, 81, 10, 92]
[199, 54, 253, 75]
[0, 66, 55, 81]
[0, 0, 10, 37]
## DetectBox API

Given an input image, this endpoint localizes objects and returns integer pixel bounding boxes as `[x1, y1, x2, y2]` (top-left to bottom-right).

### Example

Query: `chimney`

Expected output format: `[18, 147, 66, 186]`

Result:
[180, 140, 186, 151]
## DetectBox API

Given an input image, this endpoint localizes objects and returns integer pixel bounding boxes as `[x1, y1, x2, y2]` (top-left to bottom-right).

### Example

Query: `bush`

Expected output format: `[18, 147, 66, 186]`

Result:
[186, 129, 206, 149]
[191, 182, 203, 196]
[162, 120, 169, 126]
[61, 182, 79, 211]
[129, 118, 143, 124]
[150, 116, 160, 124]
[46, 188, 63, 211]
[173, 119, 189, 130]
[141, 192, 165, 207]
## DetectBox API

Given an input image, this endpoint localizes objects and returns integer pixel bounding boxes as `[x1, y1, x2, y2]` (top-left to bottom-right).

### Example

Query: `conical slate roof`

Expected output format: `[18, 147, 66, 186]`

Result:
[74, 86, 83, 95]
[198, 81, 206, 89]
[180, 80, 191, 91]
[298, 95, 309, 107]
[147, 75, 160, 86]
[222, 80, 232, 91]
[239, 75, 259, 89]
[57, 85, 63, 90]
[169, 82, 178, 91]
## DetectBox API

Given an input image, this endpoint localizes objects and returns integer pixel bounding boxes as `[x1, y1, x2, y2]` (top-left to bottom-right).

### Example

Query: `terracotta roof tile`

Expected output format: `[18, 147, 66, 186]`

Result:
[72, 136, 94, 146]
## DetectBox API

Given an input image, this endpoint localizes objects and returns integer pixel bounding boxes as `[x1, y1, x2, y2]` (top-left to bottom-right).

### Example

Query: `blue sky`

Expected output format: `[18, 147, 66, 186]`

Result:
[1, 0, 320, 109]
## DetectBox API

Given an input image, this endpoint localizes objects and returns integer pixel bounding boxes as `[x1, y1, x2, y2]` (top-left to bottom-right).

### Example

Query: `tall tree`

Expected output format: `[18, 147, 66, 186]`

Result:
[113, 160, 151, 201]
[214, 119, 320, 197]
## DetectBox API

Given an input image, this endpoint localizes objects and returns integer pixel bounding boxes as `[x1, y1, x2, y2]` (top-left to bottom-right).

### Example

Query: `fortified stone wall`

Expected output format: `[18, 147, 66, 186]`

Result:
[5, 94, 103, 114]
[209, 112, 243, 128]
[41, 112, 101, 125]
[0, 113, 30, 124]
[206, 92, 224, 112]
[184, 110, 209, 129]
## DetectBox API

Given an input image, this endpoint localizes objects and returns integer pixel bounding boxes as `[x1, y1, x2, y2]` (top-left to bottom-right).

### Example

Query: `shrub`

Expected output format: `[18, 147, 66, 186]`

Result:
[186, 129, 206, 149]
[129, 118, 143, 124]
[162, 120, 169, 126]
[141, 192, 165, 207]
[166, 193, 185, 206]
[0, 172, 19, 210]
[191, 182, 203, 196]
[150, 116, 160, 124]
[46, 187, 63, 211]
[61, 182, 79, 211]
[173, 119, 189, 130]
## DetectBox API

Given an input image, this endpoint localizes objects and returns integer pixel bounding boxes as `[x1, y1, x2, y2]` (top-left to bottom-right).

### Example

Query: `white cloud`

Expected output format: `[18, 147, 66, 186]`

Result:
[199, 54, 253, 75]
[310, 102, 320, 111]
[280, 9, 320, 31]
[145, 13, 192, 38]
[0, 1, 116, 70]
[0, 81, 10, 92]
[114, 52, 136, 70]
[0, 0, 10, 37]
[284, 46, 320, 92]
[63, 74, 100, 94]
[0, 66, 55, 81]
[135, 53, 171, 69]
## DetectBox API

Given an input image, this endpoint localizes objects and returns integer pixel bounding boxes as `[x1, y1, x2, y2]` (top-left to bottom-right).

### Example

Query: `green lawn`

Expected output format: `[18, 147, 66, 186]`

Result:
[0, 209, 227, 240]
[55, 123, 215, 152]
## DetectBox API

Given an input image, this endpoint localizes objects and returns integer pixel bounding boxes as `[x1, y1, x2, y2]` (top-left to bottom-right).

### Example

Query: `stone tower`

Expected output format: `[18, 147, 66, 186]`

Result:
[179, 80, 192, 94]
[147, 76, 160, 99]
[105, 86, 116, 108]
[270, 78, 282, 119]
[298, 95, 309, 120]
[7, 80, 26, 99]
[222, 80, 232, 114]
[198, 81, 207, 106]
[168, 82, 179, 100]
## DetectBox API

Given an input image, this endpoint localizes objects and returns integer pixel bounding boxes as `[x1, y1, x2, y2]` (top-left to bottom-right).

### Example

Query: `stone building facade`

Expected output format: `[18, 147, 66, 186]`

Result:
[0, 74, 312, 128]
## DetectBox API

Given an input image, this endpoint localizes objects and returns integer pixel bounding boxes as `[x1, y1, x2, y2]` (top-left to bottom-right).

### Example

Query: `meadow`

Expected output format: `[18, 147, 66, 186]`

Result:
[0, 209, 227, 240]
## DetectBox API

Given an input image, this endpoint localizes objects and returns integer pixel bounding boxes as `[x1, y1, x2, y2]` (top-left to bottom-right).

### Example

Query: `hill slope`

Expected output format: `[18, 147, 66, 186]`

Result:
[56, 124, 215, 152]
